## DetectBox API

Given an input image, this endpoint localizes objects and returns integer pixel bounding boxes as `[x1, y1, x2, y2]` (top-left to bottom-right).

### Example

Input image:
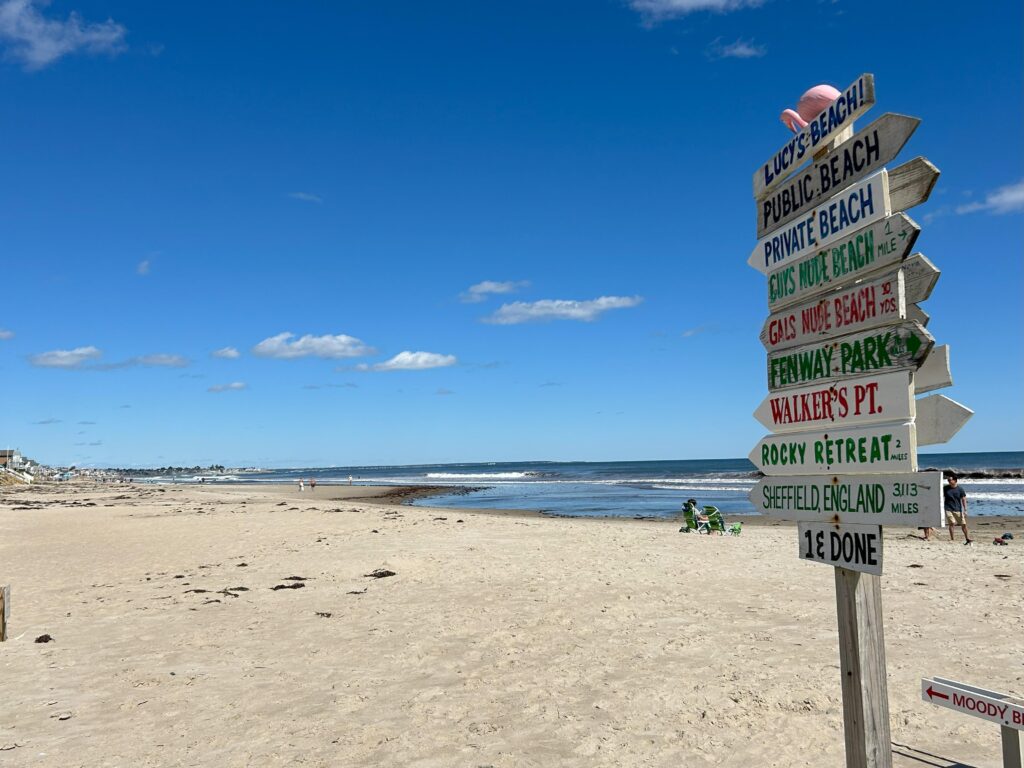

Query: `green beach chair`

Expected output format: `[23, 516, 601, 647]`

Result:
[679, 502, 710, 534]
[705, 506, 727, 535]
[727, 521, 743, 536]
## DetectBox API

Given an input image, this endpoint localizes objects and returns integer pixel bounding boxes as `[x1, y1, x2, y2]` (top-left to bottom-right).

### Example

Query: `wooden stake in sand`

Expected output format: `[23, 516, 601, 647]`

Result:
[0, 584, 9, 642]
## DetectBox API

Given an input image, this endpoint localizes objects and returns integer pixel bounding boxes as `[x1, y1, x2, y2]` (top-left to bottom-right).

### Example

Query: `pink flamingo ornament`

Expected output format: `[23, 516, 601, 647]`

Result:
[781, 84, 841, 133]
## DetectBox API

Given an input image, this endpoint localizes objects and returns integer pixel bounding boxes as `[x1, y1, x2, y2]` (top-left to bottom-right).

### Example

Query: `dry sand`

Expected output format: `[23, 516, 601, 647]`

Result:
[0, 480, 1021, 767]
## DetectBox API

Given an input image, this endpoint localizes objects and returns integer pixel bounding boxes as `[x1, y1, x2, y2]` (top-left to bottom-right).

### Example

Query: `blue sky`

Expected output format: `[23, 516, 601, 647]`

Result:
[1, 0, 1021, 468]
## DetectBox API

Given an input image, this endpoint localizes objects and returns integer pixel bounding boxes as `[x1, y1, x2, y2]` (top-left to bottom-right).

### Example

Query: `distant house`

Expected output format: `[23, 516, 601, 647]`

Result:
[0, 449, 23, 469]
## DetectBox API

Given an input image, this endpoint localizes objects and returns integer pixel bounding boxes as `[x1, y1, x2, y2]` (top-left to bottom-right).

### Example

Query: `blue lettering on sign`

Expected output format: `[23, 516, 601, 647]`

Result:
[818, 183, 876, 240]
[759, 76, 868, 190]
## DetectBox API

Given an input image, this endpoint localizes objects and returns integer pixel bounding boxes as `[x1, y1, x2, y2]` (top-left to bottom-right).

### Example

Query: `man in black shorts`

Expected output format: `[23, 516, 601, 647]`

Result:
[944, 472, 972, 545]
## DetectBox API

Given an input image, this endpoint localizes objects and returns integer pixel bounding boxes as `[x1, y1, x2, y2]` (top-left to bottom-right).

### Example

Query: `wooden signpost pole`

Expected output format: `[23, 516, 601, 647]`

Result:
[835, 567, 891, 767]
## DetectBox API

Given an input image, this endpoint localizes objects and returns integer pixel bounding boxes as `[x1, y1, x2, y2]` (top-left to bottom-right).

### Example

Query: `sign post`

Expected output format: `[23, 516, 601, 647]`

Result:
[747, 76, 972, 768]
[922, 677, 1023, 767]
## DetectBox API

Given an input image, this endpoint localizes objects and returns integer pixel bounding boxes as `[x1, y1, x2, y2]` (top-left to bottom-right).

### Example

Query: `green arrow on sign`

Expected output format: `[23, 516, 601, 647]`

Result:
[906, 333, 922, 357]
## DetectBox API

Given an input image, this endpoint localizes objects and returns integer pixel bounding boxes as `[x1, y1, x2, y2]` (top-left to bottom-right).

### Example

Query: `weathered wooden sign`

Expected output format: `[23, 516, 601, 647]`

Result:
[907, 304, 930, 328]
[749, 470, 943, 527]
[922, 678, 1024, 731]
[750, 172, 890, 275]
[798, 522, 882, 575]
[916, 394, 973, 446]
[923, 677, 1023, 767]
[757, 114, 919, 239]
[761, 255, 940, 353]
[915, 344, 952, 393]
[767, 213, 920, 312]
[749, 421, 916, 476]
[761, 271, 906, 353]
[901, 253, 940, 304]
[754, 371, 913, 434]
[767, 321, 933, 392]
[753, 74, 876, 199]
[749, 157, 939, 275]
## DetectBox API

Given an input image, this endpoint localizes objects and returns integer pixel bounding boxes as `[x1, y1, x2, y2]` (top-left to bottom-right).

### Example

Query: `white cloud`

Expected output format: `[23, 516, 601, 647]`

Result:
[253, 332, 374, 359]
[357, 351, 457, 372]
[460, 280, 530, 303]
[0, 0, 127, 70]
[484, 296, 643, 325]
[212, 346, 240, 359]
[956, 179, 1024, 215]
[136, 259, 150, 275]
[435, 388, 455, 396]
[289, 192, 323, 204]
[0, 328, 13, 339]
[630, 0, 764, 22]
[681, 326, 709, 337]
[208, 382, 247, 393]
[706, 37, 766, 59]
[29, 345, 102, 368]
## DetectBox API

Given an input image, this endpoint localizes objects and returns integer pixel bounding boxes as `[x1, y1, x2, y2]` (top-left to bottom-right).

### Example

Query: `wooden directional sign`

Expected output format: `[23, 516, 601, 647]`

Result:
[761, 271, 907, 353]
[767, 321, 933, 392]
[901, 253, 940, 304]
[922, 677, 1024, 732]
[767, 213, 920, 312]
[757, 114, 919, 239]
[749, 421, 916, 476]
[753, 74, 876, 199]
[750, 172, 890, 275]
[750, 157, 940, 275]
[754, 371, 914, 434]
[763, 255, 941, 353]
[916, 344, 952, 393]
[798, 522, 882, 575]
[916, 394, 973, 446]
[749, 470, 943, 527]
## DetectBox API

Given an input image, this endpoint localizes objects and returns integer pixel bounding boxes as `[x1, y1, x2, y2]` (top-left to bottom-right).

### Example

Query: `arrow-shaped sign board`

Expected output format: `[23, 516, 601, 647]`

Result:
[753, 74, 876, 199]
[915, 344, 952, 394]
[767, 321, 933, 392]
[749, 421, 916, 476]
[916, 394, 973, 446]
[767, 213, 920, 312]
[761, 255, 941, 352]
[750, 172, 890, 275]
[922, 677, 1024, 732]
[798, 522, 882, 575]
[761, 270, 907, 353]
[757, 114, 920, 239]
[901, 253, 941, 305]
[750, 158, 940, 276]
[749, 470, 943, 527]
[754, 371, 914, 434]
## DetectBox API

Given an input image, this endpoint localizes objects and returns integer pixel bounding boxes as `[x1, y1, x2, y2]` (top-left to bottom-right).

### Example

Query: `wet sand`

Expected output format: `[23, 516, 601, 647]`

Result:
[0, 480, 1020, 767]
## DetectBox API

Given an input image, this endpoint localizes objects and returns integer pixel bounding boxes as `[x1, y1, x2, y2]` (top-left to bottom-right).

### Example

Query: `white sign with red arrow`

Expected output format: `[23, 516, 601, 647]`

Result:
[922, 677, 1024, 731]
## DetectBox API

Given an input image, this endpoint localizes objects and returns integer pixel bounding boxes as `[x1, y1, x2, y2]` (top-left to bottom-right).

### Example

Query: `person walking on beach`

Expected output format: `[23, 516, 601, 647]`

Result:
[944, 472, 971, 545]
[298, 478, 304, 492]
[310, 477, 316, 492]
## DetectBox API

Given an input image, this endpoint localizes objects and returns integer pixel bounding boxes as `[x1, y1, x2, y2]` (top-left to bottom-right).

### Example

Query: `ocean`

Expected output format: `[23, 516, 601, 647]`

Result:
[161, 452, 1024, 520]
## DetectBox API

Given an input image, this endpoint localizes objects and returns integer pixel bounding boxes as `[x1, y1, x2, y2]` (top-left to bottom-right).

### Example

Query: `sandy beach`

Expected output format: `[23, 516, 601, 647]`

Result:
[0, 480, 1020, 767]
